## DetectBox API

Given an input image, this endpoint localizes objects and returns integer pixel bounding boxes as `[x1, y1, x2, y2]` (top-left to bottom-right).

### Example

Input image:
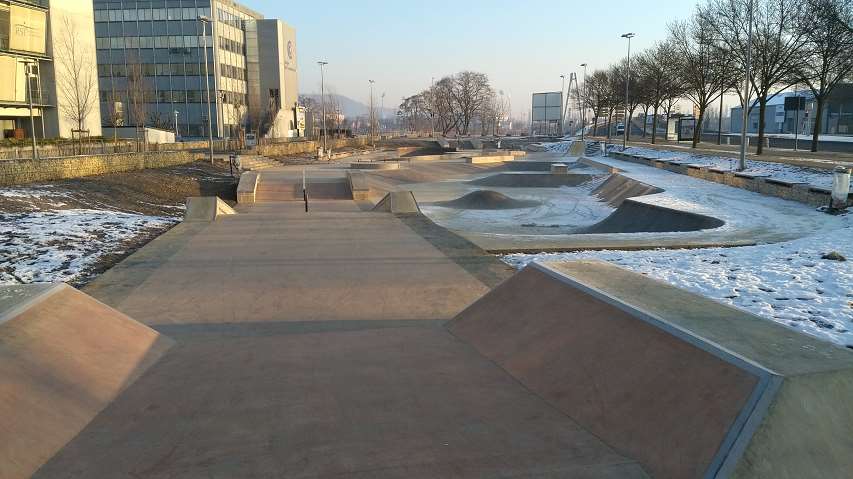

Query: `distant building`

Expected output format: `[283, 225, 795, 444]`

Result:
[730, 84, 853, 136]
[92, 0, 299, 139]
[0, 0, 102, 140]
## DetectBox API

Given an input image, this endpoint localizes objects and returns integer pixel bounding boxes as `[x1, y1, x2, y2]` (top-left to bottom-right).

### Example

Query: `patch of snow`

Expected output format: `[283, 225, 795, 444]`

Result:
[504, 215, 853, 348]
[0, 209, 177, 285]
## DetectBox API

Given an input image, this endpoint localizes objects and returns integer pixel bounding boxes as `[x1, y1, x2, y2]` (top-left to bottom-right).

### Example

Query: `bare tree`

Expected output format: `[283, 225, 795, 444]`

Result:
[796, 0, 853, 151]
[584, 70, 611, 137]
[125, 54, 148, 152]
[450, 71, 492, 135]
[432, 77, 461, 135]
[54, 18, 97, 152]
[669, 13, 734, 148]
[704, 0, 808, 154]
[636, 41, 686, 144]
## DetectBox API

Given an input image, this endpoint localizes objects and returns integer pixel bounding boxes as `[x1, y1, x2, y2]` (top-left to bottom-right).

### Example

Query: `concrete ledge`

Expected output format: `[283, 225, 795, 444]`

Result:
[467, 155, 514, 164]
[347, 171, 371, 201]
[183, 197, 237, 222]
[550, 163, 569, 174]
[236, 171, 259, 204]
[450, 260, 853, 479]
[348, 161, 400, 170]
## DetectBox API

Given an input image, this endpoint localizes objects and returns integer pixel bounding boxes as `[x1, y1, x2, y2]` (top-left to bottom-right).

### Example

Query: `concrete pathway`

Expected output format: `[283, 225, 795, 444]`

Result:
[35, 189, 647, 478]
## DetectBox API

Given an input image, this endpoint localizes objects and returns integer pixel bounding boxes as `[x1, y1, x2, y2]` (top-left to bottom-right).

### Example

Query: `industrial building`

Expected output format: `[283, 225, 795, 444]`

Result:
[730, 84, 853, 137]
[92, 0, 299, 140]
[0, 0, 102, 140]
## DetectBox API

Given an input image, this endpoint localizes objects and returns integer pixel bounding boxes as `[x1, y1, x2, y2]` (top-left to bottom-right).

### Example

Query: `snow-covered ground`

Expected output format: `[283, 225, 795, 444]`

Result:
[1, 207, 177, 285]
[619, 145, 851, 191]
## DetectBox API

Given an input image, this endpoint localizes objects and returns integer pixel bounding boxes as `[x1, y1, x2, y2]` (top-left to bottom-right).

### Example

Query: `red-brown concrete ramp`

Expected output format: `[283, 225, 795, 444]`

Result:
[0, 284, 173, 479]
[449, 261, 853, 479]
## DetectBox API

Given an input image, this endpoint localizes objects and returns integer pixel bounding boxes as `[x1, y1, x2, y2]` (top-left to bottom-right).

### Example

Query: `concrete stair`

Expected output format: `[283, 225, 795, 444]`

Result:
[238, 155, 284, 171]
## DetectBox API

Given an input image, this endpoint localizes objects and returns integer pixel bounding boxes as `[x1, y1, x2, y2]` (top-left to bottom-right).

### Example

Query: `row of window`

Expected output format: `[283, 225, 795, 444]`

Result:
[94, 7, 212, 23]
[100, 89, 248, 106]
[218, 36, 243, 55]
[217, 8, 244, 29]
[96, 35, 212, 50]
[97, 62, 245, 82]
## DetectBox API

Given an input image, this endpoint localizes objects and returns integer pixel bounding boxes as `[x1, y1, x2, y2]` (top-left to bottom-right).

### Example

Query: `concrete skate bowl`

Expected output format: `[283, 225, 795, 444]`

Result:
[0, 284, 173, 479]
[434, 190, 541, 210]
[469, 173, 594, 188]
[449, 261, 853, 479]
[580, 199, 725, 234]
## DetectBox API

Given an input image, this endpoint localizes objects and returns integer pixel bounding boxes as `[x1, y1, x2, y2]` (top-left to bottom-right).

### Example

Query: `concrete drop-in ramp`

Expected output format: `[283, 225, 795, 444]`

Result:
[450, 260, 853, 479]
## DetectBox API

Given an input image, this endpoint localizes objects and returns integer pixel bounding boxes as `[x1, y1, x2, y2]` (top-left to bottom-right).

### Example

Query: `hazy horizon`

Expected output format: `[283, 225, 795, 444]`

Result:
[244, 0, 698, 118]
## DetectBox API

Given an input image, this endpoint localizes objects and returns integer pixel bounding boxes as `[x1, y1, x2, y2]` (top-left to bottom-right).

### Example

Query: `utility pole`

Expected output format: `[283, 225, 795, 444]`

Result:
[318, 61, 328, 156]
[19, 59, 37, 159]
[580, 63, 588, 141]
[199, 15, 214, 165]
[430, 77, 436, 137]
[738, 0, 754, 171]
[380, 92, 385, 134]
[621, 32, 636, 150]
[794, 85, 800, 151]
[560, 74, 566, 136]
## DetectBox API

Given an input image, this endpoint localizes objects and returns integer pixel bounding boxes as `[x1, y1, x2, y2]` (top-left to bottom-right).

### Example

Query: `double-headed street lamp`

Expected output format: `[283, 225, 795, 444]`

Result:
[198, 15, 214, 164]
[18, 59, 38, 159]
[621, 32, 635, 150]
[738, 0, 754, 171]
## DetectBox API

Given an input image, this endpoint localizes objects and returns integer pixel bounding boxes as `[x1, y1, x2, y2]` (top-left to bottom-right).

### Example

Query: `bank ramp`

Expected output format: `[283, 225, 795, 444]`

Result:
[0, 284, 173, 479]
[449, 261, 853, 479]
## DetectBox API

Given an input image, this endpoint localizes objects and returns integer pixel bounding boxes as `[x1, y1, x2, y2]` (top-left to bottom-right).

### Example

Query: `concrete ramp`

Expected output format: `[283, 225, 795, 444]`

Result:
[183, 197, 236, 222]
[0, 284, 173, 479]
[581, 199, 725, 234]
[372, 191, 420, 214]
[591, 174, 663, 207]
[449, 261, 853, 479]
[470, 173, 593, 188]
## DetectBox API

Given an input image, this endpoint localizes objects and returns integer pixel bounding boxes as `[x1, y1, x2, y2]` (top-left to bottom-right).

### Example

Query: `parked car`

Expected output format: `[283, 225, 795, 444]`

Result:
[616, 123, 625, 135]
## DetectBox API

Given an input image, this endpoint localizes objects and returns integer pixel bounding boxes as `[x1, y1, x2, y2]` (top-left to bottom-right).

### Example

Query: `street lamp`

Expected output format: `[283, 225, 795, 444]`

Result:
[560, 74, 566, 136]
[19, 59, 38, 159]
[738, 0, 754, 171]
[580, 63, 588, 141]
[381, 92, 385, 133]
[318, 61, 328, 156]
[368, 79, 375, 145]
[198, 15, 214, 164]
[621, 32, 636, 150]
[174, 110, 180, 139]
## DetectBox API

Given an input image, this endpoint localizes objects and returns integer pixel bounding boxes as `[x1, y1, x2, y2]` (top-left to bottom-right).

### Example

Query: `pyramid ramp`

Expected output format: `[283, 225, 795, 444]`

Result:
[0, 284, 173, 479]
[372, 191, 420, 214]
[449, 261, 853, 479]
[183, 196, 237, 222]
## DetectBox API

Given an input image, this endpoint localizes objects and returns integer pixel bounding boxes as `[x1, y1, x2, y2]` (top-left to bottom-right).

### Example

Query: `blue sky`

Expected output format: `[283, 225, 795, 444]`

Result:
[246, 0, 697, 117]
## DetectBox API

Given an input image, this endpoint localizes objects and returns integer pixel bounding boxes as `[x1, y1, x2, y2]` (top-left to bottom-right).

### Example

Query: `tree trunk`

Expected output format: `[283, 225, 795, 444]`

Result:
[626, 110, 633, 141]
[717, 95, 724, 145]
[756, 98, 767, 155]
[606, 111, 612, 140]
[811, 96, 825, 153]
[651, 106, 659, 145]
[592, 114, 599, 136]
[642, 106, 650, 137]
[692, 107, 705, 149]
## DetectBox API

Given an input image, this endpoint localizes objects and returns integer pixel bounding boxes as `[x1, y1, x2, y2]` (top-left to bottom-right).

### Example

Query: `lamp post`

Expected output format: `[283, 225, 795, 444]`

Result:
[19, 59, 37, 159]
[621, 32, 636, 150]
[560, 74, 566, 136]
[368, 79, 375, 146]
[380, 92, 385, 133]
[580, 63, 587, 141]
[738, 0, 754, 171]
[198, 15, 214, 164]
[318, 61, 328, 156]
[174, 110, 180, 139]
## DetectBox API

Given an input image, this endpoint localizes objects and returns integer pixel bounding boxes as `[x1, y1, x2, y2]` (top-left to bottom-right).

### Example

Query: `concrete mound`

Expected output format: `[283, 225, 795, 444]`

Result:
[470, 173, 593, 188]
[592, 174, 663, 207]
[448, 261, 853, 479]
[372, 191, 420, 214]
[0, 284, 173, 479]
[435, 190, 540, 210]
[581, 199, 725, 234]
[183, 197, 236, 222]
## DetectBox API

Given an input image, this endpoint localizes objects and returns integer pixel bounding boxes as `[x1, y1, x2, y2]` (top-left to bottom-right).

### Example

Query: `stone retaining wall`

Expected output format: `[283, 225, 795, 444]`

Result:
[608, 151, 851, 208]
[258, 137, 369, 157]
[0, 150, 203, 186]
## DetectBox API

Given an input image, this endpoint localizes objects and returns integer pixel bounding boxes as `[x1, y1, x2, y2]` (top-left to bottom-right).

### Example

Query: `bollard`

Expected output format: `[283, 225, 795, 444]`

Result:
[601, 142, 606, 157]
[831, 166, 851, 211]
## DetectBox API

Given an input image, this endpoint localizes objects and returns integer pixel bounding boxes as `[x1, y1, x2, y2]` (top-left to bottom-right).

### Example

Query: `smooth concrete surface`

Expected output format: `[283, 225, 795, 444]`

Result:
[255, 170, 352, 202]
[449, 264, 758, 479]
[372, 191, 421, 214]
[183, 197, 237, 222]
[236, 171, 259, 204]
[0, 284, 172, 479]
[545, 261, 853, 479]
[467, 155, 514, 164]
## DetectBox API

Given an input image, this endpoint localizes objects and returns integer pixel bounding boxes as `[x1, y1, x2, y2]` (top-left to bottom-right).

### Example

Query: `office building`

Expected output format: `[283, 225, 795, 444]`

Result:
[93, 0, 299, 139]
[0, 0, 102, 140]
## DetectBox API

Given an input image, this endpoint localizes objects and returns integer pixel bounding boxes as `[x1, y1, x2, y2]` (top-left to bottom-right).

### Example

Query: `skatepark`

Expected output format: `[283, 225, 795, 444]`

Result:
[2, 139, 853, 478]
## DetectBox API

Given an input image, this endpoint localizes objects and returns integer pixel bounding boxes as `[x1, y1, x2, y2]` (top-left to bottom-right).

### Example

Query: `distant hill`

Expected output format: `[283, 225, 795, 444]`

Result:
[302, 93, 396, 119]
